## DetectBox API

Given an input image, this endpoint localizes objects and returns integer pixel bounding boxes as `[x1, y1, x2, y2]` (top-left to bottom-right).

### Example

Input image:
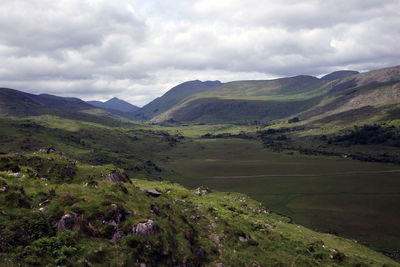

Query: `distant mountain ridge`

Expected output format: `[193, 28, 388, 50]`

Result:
[131, 80, 222, 120]
[87, 97, 139, 112]
[0, 88, 126, 126]
[147, 66, 400, 124]
[1, 65, 399, 125]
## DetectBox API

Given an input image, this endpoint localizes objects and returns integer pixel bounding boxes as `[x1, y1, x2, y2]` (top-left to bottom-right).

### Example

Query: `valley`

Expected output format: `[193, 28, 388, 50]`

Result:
[1, 65, 400, 265]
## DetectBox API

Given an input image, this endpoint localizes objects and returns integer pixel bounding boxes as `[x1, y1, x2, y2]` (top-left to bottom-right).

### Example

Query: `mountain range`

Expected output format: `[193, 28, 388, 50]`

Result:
[1, 65, 399, 126]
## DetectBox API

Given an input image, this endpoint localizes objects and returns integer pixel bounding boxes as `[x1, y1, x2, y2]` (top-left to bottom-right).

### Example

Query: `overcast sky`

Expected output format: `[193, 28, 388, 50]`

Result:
[1, 0, 399, 106]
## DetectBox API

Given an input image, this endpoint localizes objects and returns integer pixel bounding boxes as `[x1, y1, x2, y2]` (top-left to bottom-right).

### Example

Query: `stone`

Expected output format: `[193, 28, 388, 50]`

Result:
[108, 171, 131, 183]
[238, 234, 249, 242]
[54, 213, 79, 231]
[39, 200, 50, 206]
[132, 219, 159, 237]
[141, 188, 162, 197]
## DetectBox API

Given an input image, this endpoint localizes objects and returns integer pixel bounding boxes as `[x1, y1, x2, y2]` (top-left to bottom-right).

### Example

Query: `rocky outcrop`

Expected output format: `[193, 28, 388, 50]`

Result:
[54, 213, 79, 231]
[141, 188, 162, 197]
[108, 171, 132, 183]
[194, 187, 211, 196]
[132, 219, 159, 237]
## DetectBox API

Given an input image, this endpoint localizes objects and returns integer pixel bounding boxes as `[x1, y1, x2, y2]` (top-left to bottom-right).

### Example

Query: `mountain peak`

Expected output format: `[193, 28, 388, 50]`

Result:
[87, 97, 139, 112]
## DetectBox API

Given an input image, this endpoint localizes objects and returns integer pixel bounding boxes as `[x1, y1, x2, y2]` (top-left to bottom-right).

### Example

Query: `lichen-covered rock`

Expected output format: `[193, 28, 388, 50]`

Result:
[132, 219, 159, 237]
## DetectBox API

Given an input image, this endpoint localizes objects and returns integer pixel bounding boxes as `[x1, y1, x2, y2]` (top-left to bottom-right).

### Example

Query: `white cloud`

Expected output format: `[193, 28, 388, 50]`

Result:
[0, 0, 399, 106]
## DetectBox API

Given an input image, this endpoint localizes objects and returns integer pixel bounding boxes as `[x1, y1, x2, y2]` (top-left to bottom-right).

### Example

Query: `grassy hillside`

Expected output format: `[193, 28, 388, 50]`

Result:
[0, 151, 398, 266]
[131, 80, 222, 120]
[150, 66, 400, 124]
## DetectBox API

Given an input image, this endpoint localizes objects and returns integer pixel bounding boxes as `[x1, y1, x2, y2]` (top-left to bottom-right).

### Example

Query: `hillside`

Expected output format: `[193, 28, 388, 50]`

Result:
[1, 150, 398, 266]
[131, 80, 222, 120]
[0, 88, 128, 127]
[321, 70, 359, 81]
[149, 66, 400, 124]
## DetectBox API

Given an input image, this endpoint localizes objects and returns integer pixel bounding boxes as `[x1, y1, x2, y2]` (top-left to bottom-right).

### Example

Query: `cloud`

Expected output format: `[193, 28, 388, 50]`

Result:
[0, 0, 399, 106]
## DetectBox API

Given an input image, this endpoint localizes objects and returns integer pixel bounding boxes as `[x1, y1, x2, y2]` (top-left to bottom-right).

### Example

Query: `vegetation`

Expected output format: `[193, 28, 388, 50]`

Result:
[0, 151, 398, 266]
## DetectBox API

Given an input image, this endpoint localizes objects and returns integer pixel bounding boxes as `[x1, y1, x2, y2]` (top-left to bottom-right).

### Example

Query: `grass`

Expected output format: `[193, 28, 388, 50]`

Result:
[158, 138, 400, 259]
[2, 152, 397, 266]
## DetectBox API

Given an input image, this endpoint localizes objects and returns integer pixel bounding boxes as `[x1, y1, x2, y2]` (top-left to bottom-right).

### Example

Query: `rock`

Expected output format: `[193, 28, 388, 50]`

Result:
[108, 171, 131, 183]
[238, 234, 249, 242]
[54, 213, 79, 231]
[111, 229, 125, 244]
[150, 204, 161, 216]
[110, 204, 126, 224]
[132, 219, 159, 237]
[216, 263, 224, 267]
[210, 233, 221, 246]
[141, 188, 162, 197]
[39, 200, 50, 206]
[140, 263, 147, 267]
[194, 188, 202, 196]
[194, 187, 211, 196]
[0, 185, 9, 193]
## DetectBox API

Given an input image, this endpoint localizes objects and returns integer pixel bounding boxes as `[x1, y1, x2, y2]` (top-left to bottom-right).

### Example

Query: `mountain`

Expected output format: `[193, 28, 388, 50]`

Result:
[149, 66, 400, 124]
[0, 88, 126, 126]
[131, 80, 222, 120]
[321, 70, 359, 81]
[150, 75, 329, 123]
[87, 97, 139, 112]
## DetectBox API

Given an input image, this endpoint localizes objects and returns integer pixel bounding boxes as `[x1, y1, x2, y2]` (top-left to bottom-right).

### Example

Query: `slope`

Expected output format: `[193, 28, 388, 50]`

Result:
[0, 151, 398, 266]
[151, 66, 400, 124]
[0, 88, 127, 126]
[151, 76, 329, 124]
[131, 80, 222, 120]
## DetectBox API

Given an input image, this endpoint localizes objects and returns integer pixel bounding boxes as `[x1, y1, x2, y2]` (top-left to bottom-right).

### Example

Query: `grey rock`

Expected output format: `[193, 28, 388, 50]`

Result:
[141, 188, 162, 197]
[132, 219, 159, 237]
[108, 171, 131, 183]
[54, 213, 79, 231]
[39, 200, 50, 206]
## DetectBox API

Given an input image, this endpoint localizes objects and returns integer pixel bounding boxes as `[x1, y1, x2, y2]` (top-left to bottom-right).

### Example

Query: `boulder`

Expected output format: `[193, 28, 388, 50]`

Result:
[54, 213, 79, 231]
[132, 219, 159, 237]
[238, 234, 249, 242]
[108, 171, 132, 183]
[141, 188, 162, 197]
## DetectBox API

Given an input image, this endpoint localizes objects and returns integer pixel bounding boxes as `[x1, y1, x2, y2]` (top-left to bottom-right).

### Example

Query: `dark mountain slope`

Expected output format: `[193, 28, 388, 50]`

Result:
[131, 80, 222, 120]
[321, 70, 359, 81]
[0, 88, 127, 126]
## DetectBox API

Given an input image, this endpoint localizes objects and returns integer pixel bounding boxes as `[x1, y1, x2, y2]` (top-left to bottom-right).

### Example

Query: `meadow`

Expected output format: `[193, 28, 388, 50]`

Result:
[159, 138, 400, 258]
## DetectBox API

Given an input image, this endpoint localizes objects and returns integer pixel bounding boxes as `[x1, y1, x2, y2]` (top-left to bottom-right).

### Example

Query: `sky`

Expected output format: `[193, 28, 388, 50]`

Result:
[0, 0, 399, 106]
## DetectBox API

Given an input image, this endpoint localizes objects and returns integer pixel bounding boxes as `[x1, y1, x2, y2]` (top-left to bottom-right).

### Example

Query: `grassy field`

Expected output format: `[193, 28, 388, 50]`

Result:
[159, 138, 400, 258]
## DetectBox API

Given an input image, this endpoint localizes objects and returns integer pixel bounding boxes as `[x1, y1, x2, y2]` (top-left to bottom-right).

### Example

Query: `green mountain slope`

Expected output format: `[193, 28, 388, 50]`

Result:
[150, 66, 400, 124]
[131, 80, 222, 120]
[1, 150, 398, 266]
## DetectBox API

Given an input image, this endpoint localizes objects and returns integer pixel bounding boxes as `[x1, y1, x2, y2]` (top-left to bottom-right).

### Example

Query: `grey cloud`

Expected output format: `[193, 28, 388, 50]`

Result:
[0, 0, 399, 106]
